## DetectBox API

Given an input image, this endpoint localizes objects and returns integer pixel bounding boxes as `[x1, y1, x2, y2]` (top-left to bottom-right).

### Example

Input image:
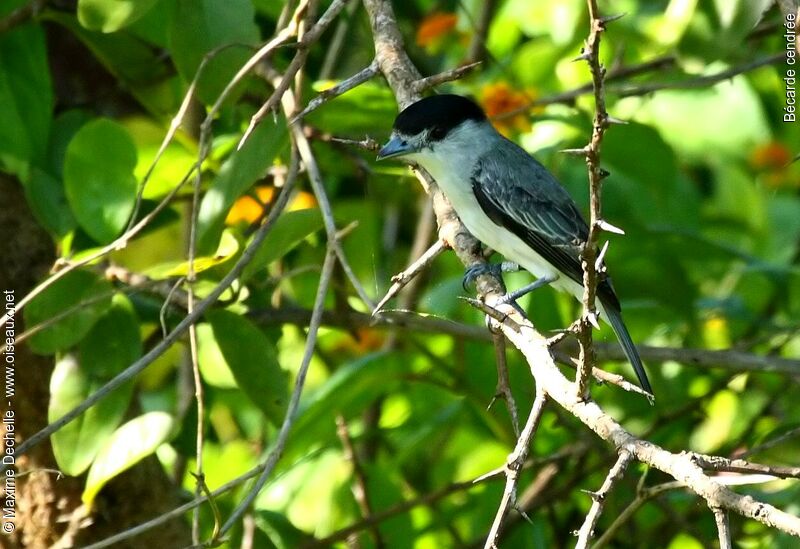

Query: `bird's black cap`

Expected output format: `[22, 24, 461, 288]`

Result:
[393, 94, 487, 138]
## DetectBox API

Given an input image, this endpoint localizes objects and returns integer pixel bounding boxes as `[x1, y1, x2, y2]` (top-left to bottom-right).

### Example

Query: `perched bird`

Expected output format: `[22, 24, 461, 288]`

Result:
[377, 94, 652, 395]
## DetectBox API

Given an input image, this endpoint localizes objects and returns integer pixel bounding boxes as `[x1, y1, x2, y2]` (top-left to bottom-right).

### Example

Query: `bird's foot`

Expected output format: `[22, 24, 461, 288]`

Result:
[462, 261, 520, 291]
[497, 274, 557, 305]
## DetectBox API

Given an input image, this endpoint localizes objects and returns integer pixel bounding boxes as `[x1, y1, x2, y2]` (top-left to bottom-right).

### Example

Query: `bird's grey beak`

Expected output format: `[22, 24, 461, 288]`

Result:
[377, 135, 415, 160]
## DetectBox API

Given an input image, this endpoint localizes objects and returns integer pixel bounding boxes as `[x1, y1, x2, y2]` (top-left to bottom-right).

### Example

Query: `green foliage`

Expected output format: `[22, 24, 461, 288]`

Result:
[24, 270, 113, 354]
[49, 354, 134, 476]
[82, 411, 176, 505]
[78, 0, 161, 32]
[205, 309, 289, 425]
[64, 118, 138, 243]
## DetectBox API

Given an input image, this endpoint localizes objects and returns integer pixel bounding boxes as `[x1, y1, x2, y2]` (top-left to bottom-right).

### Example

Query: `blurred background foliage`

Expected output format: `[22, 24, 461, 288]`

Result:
[4, 0, 800, 546]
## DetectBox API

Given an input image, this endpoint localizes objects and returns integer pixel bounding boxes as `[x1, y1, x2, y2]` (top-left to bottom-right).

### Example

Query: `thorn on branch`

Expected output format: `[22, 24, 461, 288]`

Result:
[596, 219, 624, 235]
[600, 13, 627, 24]
[573, 50, 592, 63]
[598, 168, 611, 179]
[605, 114, 628, 125]
[560, 147, 590, 156]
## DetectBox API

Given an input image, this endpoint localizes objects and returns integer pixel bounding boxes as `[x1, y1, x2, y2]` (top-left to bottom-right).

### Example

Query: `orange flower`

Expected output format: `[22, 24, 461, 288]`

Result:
[750, 141, 791, 171]
[749, 141, 798, 188]
[226, 186, 317, 225]
[416, 12, 458, 47]
[480, 82, 534, 136]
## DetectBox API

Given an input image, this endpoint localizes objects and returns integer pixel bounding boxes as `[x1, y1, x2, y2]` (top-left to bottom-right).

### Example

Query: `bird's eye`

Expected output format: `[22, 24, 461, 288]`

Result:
[430, 127, 446, 140]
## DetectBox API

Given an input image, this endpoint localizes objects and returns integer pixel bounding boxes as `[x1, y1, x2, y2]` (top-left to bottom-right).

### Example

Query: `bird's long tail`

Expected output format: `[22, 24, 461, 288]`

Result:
[600, 302, 653, 395]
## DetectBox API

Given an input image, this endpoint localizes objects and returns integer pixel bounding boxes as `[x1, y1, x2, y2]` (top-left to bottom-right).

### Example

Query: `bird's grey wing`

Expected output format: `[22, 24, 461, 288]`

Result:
[470, 147, 620, 309]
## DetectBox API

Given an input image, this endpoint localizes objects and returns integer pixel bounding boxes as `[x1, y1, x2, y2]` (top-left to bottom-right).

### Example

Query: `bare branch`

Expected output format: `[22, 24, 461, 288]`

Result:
[691, 453, 800, 480]
[575, 450, 633, 547]
[484, 386, 548, 548]
[712, 506, 733, 549]
[486, 305, 800, 538]
[293, 59, 380, 121]
[490, 331, 520, 437]
[413, 61, 482, 93]
[372, 240, 445, 314]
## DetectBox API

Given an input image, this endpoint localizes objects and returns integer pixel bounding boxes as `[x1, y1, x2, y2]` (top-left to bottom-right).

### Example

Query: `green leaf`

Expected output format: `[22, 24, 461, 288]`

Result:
[49, 354, 134, 476]
[206, 310, 288, 426]
[0, 15, 53, 175]
[242, 209, 324, 280]
[78, 0, 160, 32]
[25, 167, 76, 239]
[25, 270, 114, 354]
[197, 122, 288, 253]
[169, 0, 260, 104]
[253, 510, 310, 549]
[83, 411, 176, 506]
[79, 294, 142, 378]
[64, 118, 138, 243]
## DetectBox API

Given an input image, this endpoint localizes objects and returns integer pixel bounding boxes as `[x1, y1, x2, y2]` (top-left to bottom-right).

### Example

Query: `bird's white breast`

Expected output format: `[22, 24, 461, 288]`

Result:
[412, 140, 584, 300]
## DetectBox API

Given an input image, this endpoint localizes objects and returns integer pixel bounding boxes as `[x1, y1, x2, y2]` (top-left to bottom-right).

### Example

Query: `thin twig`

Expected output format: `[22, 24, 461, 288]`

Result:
[490, 331, 520, 437]
[740, 426, 800, 459]
[336, 415, 384, 548]
[465, 0, 497, 63]
[372, 240, 445, 314]
[575, 0, 617, 399]
[614, 52, 787, 97]
[712, 506, 733, 549]
[575, 450, 633, 547]
[690, 453, 800, 480]
[593, 480, 683, 548]
[238, 0, 350, 147]
[219, 245, 337, 535]
[186, 129, 205, 544]
[294, 59, 380, 121]
[483, 386, 548, 548]
[413, 61, 482, 93]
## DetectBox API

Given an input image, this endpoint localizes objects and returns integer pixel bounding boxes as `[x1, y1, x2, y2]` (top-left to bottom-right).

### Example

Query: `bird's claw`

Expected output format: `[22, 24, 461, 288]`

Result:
[462, 263, 502, 291]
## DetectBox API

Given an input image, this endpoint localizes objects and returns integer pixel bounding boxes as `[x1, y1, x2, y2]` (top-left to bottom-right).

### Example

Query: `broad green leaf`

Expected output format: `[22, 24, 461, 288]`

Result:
[169, 0, 259, 104]
[25, 270, 113, 354]
[242, 209, 324, 280]
[0, 15, 52, 175]
[207, 310, 288, 425]
[83, 411, 175, 505]
[253, 510, 310, 549]
[197, 122, 288, 253]
[78, 0, 160, 32]
[64, 118, 138, 243]
[49, 354, 134, 476]
[79, 294, 142, 378]
[25, 167, 76, 239]
[125, 116, 196, 200]
[23, 110, 90, 237]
